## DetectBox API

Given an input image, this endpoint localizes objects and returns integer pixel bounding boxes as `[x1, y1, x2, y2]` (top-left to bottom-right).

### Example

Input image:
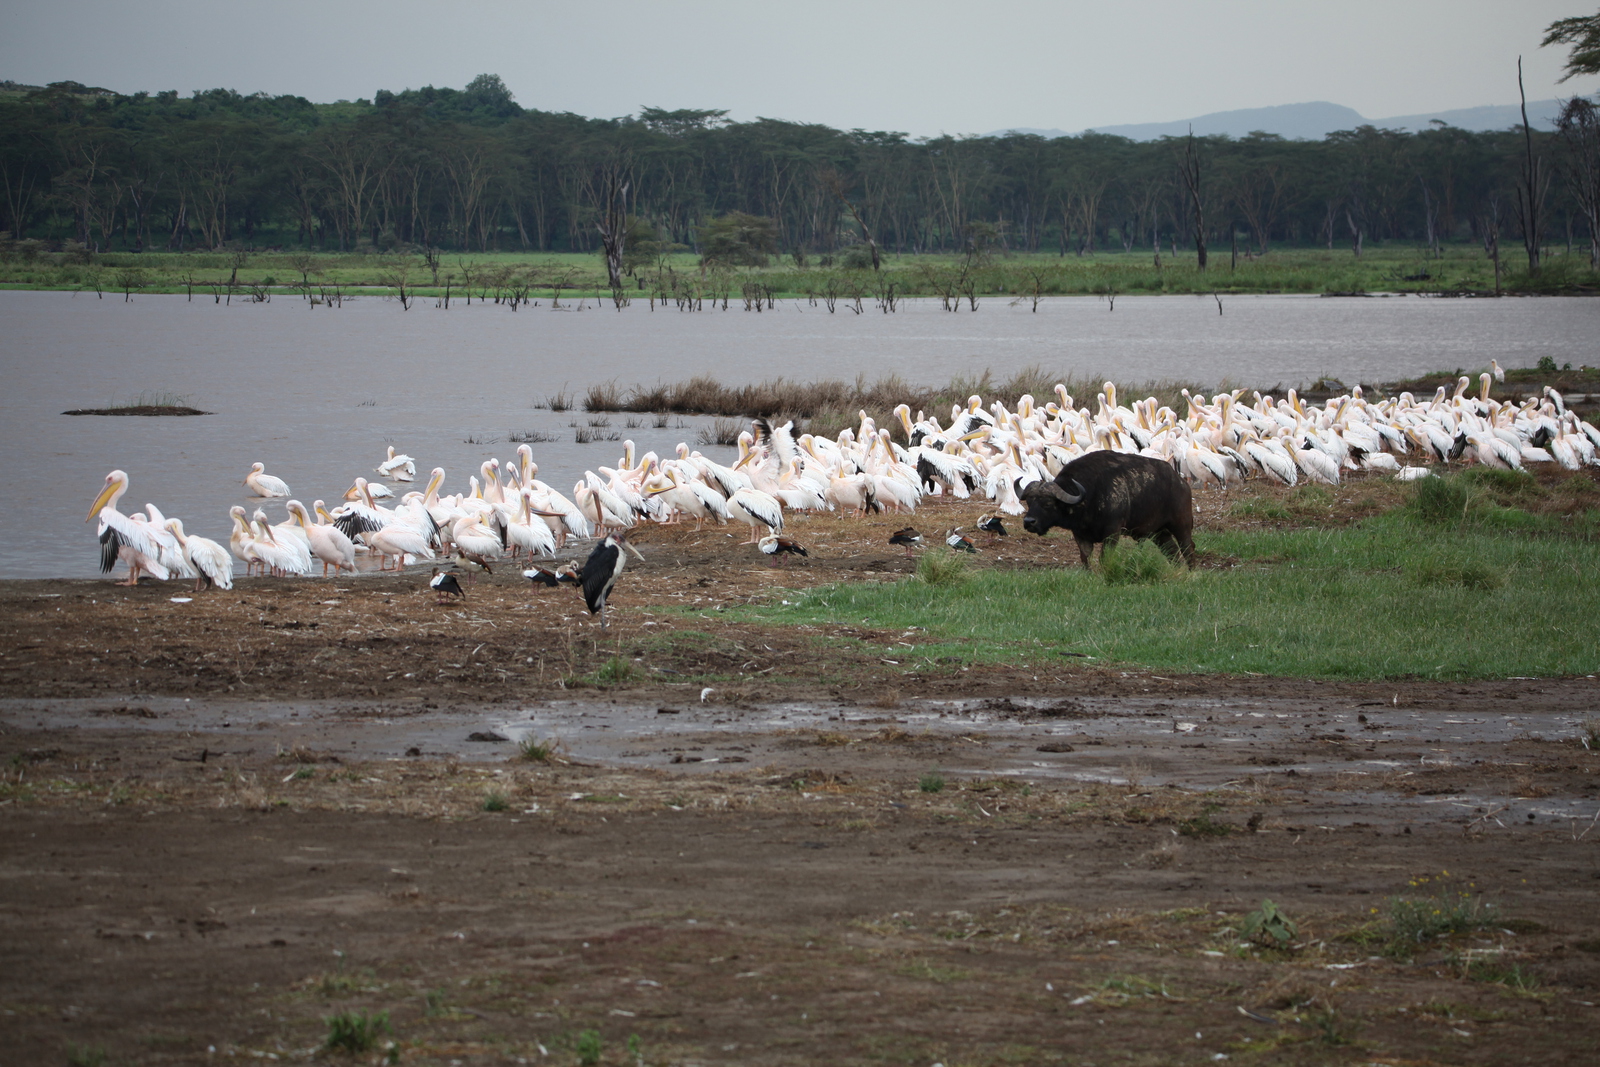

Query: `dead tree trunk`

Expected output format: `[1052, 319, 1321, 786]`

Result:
[1515, 57, 1548, 276]
[594, 174, 629, 290]
[1178, 132, 1207, 270]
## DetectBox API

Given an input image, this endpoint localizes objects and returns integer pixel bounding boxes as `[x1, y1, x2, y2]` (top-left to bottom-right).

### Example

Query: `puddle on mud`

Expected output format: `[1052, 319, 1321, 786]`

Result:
[6, 693, 1595, 831]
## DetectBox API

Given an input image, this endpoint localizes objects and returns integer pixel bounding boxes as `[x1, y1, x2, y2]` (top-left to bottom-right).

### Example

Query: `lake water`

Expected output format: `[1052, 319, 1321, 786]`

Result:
[3, 289, 1595, 578]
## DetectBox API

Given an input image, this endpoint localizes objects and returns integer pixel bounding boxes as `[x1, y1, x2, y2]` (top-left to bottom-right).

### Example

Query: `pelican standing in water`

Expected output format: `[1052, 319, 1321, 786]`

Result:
[87, 470, 170, 586]
[245, 462, 290, 498]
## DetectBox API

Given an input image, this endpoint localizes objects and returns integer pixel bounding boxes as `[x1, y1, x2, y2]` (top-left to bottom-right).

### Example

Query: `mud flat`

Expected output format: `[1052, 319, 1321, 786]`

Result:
[4, 498, 1600, 1063]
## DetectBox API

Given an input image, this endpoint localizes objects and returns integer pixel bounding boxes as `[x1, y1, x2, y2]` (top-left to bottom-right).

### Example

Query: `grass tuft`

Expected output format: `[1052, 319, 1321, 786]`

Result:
[919, 771, 945, 793]
[519, 737, 556, 763]
[322, 1009, 390, 1053]
[1099, 539, 1183, 585]
[482, 791, 508, 812]
[915, 548, 968, 586]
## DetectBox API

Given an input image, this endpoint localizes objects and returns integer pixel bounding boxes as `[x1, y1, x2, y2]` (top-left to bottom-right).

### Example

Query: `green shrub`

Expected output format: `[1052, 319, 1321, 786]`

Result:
[919, 771, 945, 793]
[576, 1028, 603, 1066]
[482, 791, 508, 812]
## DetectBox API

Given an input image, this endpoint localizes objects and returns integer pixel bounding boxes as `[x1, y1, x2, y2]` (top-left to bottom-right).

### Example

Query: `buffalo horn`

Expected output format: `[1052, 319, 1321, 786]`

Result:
[1045, 479, 1085, 505]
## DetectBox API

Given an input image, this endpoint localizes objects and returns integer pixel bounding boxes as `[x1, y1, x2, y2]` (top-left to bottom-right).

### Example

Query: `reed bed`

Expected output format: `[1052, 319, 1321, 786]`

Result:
[584, 366, 1215, 440]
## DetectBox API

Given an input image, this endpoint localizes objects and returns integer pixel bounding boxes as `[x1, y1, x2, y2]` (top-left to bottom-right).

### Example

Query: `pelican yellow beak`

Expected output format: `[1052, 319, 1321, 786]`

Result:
[343, 482, 363, 501]
[959, 429, 989, 443]
[86, 479, 119, 522]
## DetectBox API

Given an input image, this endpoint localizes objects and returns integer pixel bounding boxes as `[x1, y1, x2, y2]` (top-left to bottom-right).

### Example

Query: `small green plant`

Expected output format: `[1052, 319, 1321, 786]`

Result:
[1240, 899, 1299, 948]
[66, 1045, 107, 1067]
[919, 771, 945, 793]
[576, 1028, 603, 1066]
[627, 1033, 643, 1064]
[323, 1009, 390, 1053]
[1092, 974, 1173, 1003]
[1178, 803, 1234, 837]
[594, 654, 635, 685]
[1307, 1006, 1356, 1046]
[1538, 355, 1557, 373]
[483, 790, 508, 812]
[292, 765, 315, 780]
[915, 548, 968, 586]
[1381, 873, 1494, 956]
[424, 988, 446, 1016]
[1099, 538, 1180, 585]
[1463, 957, 1540, 991]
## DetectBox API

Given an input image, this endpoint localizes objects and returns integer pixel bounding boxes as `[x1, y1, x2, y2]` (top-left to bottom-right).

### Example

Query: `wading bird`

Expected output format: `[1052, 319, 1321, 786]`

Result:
[87, 470, 171, 586]
[579, 532, 645, 629]
[976, 513, 1008, 538]
[524, 565, 579, 588]
[889, 527, 922, 557]
[244, 462, 290, 498]
[430, 568, 465, 602]
[759, 534, 808, 566]
[165, 518, 233, 592]
[377, 446, 417, 482]
[946, 528, 976, 553]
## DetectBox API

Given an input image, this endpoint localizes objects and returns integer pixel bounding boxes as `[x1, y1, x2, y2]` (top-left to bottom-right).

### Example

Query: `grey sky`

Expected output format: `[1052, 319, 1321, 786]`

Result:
[2, 0, 1595, 135]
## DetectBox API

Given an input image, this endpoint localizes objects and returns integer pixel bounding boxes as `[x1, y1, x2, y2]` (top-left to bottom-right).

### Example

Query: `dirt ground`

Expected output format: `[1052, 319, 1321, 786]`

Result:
[4, 492, 1600, 1065]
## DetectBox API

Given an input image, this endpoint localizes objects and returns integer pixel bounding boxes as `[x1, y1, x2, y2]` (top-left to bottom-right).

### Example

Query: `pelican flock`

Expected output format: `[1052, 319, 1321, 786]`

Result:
[87, 380, 1600, 601]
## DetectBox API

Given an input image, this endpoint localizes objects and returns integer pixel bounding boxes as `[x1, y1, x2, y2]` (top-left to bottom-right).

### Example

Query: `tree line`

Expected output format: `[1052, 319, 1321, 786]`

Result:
[3, 71, 1598, 275]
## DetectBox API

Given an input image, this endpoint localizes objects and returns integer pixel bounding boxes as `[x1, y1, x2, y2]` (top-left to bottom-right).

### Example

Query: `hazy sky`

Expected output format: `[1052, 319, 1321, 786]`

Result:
[3, 0, 1596, 135]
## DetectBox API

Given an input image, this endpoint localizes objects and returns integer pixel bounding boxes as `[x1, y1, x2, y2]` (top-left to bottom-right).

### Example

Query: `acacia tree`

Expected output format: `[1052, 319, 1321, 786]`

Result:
[1543, 10, 1600, 80]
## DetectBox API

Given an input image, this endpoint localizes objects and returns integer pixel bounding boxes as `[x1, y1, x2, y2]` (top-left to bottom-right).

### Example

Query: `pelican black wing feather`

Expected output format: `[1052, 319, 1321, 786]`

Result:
[332, 510, 384, 540]
[98, 525, 125, 573]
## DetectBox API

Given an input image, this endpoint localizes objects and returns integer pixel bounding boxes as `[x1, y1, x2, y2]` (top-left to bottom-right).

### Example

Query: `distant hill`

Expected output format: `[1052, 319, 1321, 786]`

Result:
[994, 99, 1567, 141]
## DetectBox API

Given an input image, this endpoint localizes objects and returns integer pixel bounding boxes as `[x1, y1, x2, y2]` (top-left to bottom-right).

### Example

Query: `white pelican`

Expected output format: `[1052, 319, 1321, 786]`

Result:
[361, 524, 435, 570]
[228, 506, 264, 575]
[86, 470, 171, 586]
[251, 517, 312, 576]
[253, 507, 314, 573]
[376, 446, 417, 482]
[506, 491, 559, 559]
[727, 487, 784, 544]
[165, 518, 233, 591]
[244, 462, 290, 498]
[286, 500, 356, 575]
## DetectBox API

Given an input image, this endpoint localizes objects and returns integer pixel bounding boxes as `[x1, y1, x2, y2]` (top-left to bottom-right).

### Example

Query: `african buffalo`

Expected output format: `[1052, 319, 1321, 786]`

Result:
[1020, 451, 1195, 568]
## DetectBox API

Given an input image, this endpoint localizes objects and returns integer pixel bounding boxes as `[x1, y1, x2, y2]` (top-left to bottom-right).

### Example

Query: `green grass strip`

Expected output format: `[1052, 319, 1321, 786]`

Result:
[735, 510, 1600, 680]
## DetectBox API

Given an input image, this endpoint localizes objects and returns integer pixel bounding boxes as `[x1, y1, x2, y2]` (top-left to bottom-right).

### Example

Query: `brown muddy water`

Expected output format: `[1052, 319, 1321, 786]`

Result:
[3, 289, 1596, 577]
